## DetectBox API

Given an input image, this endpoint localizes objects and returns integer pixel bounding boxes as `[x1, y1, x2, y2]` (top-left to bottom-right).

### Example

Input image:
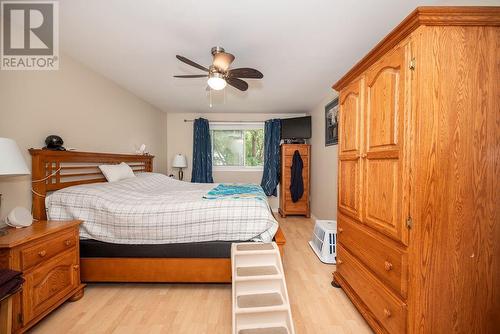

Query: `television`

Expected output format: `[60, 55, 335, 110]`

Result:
[281, 116, 311, 139]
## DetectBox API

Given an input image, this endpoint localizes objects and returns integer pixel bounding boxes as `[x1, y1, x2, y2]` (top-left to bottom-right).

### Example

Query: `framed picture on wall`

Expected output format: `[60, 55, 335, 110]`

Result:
[325, 97, 339, 146]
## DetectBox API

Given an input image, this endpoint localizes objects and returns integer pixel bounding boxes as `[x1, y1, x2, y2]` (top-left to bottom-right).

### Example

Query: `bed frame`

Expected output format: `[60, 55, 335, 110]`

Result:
[29, 149, 285, 283]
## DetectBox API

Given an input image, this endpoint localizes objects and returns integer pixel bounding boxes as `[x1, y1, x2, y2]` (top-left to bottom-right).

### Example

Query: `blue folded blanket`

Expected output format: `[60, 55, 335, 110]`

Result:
[204, 184, 267, 201]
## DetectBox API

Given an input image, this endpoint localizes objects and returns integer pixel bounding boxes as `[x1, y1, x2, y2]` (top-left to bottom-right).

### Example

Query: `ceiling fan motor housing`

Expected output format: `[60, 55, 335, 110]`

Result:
[211, 46, 225, 55]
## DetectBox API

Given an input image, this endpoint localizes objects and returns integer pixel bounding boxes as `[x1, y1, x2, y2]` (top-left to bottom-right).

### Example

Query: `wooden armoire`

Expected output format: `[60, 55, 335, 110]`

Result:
[279, 144, 310, 217]
[332, 7, 499, 334]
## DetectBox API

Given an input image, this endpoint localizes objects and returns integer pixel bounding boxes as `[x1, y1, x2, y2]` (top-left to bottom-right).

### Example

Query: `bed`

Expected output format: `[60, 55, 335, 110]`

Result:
[29, 149, 285, 283]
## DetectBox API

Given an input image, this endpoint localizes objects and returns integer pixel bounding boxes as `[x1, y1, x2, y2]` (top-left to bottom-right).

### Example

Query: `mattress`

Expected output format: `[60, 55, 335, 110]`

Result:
[80, 239, 241, 258]
[46, 173, 278, 244]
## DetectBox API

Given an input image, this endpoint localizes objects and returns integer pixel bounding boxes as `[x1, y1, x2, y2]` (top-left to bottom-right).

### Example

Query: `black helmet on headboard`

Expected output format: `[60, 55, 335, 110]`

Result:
[44, 135, 65, 151]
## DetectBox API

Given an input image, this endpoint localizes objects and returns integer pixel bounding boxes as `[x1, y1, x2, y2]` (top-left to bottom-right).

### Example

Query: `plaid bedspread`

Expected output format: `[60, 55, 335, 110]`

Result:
[45, 173, 278, 244]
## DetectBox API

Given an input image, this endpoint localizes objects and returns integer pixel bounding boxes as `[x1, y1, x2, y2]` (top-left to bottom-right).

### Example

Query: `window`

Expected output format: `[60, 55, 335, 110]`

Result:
[211, 123, 264, 170]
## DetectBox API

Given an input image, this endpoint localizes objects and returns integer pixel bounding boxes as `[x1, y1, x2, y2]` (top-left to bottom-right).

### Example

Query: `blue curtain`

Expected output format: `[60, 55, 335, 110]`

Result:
[260, 119, 281, 196]
[191, 118, 214, 183]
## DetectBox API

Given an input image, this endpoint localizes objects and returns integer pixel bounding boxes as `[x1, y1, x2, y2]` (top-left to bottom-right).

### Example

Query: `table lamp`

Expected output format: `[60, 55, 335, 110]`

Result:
[0, 138, 31, 235]
[172, 154, 187, 181]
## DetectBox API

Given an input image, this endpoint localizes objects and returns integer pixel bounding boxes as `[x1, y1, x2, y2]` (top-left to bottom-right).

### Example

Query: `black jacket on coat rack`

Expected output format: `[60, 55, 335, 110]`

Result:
[289, 150, 304, 203]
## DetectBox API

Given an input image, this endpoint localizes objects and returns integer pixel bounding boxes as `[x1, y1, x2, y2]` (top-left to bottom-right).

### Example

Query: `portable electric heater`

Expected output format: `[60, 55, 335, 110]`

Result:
[309, 220, 337, 264]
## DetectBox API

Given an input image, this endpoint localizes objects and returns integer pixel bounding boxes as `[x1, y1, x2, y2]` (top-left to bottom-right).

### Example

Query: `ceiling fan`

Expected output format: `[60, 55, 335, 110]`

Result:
[174, 47, 263, 91]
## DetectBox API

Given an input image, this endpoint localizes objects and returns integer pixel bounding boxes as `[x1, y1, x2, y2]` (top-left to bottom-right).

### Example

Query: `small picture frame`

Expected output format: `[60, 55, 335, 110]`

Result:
[325, 97, 339, 146]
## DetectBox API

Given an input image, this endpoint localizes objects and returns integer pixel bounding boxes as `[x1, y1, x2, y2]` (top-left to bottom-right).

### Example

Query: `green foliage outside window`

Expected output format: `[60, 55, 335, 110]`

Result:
[244, 130, 264, 166]
[211, 128, 264, 167]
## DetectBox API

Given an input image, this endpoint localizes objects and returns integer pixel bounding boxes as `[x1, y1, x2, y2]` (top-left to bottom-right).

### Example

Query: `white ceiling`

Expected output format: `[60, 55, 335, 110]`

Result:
[59, 0, 499, 113]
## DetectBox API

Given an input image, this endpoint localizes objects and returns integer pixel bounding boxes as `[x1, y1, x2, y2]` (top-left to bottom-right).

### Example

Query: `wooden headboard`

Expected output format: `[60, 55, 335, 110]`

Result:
[29, 149, 154, 220]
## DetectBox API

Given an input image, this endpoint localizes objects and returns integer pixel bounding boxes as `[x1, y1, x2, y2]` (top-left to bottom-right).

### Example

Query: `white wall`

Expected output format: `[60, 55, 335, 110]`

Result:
[0, 53, 167, 220]
[0, 51, 338, 221]
[166, 112, 301, 210]
[309, 92, 339, 219]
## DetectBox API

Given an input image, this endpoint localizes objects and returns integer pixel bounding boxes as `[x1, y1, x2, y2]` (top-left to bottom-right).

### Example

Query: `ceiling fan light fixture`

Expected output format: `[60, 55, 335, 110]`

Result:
[207, 72, 226, 90]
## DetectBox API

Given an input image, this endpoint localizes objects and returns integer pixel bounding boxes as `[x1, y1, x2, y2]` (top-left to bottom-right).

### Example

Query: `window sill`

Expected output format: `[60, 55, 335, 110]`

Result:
[213, 167, 264, 172]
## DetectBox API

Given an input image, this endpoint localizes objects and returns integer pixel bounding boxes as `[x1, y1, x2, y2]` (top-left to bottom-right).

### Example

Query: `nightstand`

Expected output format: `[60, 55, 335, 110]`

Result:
[0, 220, 85, 333]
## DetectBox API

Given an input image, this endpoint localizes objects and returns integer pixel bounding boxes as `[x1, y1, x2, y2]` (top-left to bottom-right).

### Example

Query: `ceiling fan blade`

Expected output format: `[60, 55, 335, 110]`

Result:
[173, 75, 207, 78]
[228, 68, 263, 79]
[176, 55, 209, 72]
[226, 77, 249, 91]
[213, 52, 235, 71]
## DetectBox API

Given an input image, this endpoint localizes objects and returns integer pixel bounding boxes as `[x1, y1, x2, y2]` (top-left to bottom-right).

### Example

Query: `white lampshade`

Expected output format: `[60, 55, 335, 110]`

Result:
[0, 138, 30, 176]
[172, 154, 187, 168]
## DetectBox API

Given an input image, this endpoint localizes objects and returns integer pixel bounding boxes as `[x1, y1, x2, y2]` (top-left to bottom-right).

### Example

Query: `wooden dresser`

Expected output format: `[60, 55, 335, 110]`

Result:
[279, 144, 310, 217]
[332, 7, 499, 334]
[0, 221, 85, 333]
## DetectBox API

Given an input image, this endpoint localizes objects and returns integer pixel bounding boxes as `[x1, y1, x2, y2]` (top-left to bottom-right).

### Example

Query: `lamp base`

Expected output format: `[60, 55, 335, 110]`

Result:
[178, 169, 184, 181]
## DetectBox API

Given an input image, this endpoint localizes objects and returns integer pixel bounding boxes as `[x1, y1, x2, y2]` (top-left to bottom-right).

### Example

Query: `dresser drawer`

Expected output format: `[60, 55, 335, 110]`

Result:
[338, 215, 407, 297]
[283, 157, 309, 168]
[285, 191, 309, 201]
[337, 245, 407, 334]
[283, 168, 309, 184]
[21, 230, 77, 270]
[284, 199, 308, 213]
[283, 145, 309, 156]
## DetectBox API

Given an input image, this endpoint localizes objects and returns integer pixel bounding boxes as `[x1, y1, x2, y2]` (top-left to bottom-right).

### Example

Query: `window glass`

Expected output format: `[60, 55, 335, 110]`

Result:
[212, 130, 244, 166]
[211, 124, 264, 168]
[244, 129, 264, 167]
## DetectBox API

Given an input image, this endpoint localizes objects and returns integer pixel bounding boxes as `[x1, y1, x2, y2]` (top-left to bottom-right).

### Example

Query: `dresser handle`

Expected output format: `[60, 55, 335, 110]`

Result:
[73, 265, 80, 270]
[337, 259, 343, 265]
[38, 250, 47, 257]
[384, 261, 393, 271]
[65, 239, 72, 246]
[361, 154, 367, 158]
[384, 308, 392, 318]
[338, 227, 344, 233]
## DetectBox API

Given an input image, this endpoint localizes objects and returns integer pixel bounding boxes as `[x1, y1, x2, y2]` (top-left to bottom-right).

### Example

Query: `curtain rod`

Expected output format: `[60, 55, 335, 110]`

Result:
[183, 119, 265, 123]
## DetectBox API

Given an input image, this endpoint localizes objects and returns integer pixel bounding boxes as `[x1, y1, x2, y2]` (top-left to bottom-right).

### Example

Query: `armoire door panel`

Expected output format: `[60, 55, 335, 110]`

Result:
[366, 69, 399, 150]
[364, 158, 400, 240]
[339, 94, 360, 154]
[338, 157, 361, 220]
[363, 45, 408, 245]
[365, 48, 404, 152]
[339, 80, 362, 156]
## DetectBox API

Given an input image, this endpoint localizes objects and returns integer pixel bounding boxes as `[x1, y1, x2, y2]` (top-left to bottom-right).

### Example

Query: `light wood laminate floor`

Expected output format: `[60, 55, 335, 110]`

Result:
[29, 217, 371, 334]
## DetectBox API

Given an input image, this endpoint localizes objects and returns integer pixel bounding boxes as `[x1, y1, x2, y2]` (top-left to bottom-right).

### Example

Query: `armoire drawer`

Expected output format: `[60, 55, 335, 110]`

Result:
[337, 245, 407, 334]
[338, 215, 407, 298]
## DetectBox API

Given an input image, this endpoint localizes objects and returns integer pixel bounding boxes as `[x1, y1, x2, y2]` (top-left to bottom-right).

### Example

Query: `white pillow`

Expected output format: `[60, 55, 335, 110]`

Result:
[99, 162, 136, 182]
